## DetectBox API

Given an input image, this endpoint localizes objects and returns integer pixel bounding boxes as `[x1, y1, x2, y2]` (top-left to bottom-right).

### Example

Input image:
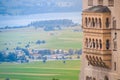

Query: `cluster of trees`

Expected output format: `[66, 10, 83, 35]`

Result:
[36, 40, 46, 45]
[0, 51, 26, 62]
[28, 19, 78, 31]
[24, 40, 46, 48]
[0, 26, 26, 29]
[3, 40, 46, 50]
[0, 49, 30, 63]
[0, 48, 82, 62]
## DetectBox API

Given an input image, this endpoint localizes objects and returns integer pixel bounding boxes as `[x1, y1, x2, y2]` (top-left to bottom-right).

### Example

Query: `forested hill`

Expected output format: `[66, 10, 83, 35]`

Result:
[28, 19, 79, 31]
[0, 19, 79, 31]
[29, 19, 78, 27]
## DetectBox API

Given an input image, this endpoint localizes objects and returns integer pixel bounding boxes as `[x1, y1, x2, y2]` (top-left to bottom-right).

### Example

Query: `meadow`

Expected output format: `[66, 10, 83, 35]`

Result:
[0, 27, 83, 50]
[0, 60, 81, 80]
[0, 27, 82, 80]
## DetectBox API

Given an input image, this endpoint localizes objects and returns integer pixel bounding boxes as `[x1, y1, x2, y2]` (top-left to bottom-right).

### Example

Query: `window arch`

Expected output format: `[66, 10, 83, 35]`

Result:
[98, 0, 103, 5]
[106, 18, 109, 28]
[96, 39, 99, 49]
[92, 39, 95, 48]
[89, 38, 92, 48]
[114, 62, 116, 71]
[106, 39, 110, 50]
[113, 32, 117, 50]
[104, 76, 109, 80]
[108, 0, 114, 6]
[99, 18, 102, 28]
[88, 18, 91, 22]
[113, 20, 116, 29]
[89, 77, 92, 80]
[95, 18, 98, 27]
[88, 0, 93, 6]
[93, 77, 96, 80]
[99, 39, 102, 49]
[85, 38, 88, 48]
[88, 18, 91, 27]
[86, 76, 89, 80]
[86, 76, 93, 80]
[85, 17, 88, 27]
[92, 18, 95, 27]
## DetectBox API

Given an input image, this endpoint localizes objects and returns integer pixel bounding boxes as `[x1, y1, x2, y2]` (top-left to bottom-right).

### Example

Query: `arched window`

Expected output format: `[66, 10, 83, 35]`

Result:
[113, 32, 117, 50]
[99, 18, 102, 28]
[114, 62, 116, 71]
[106, 39, 110, 50]
[89, 77, 92, 80]
[88, 0, 93, 6]
[106, 18, 109, 28]
[104, 76, 109, 80]
[92, 39, 95, 48]
[89, 38, 92, 48]
[108, 0, 114, 6]
[85, 38, 88, 48]
[92, 18, 95, 27]
[95, 18, 98, 27]
[88, 18, 91, 27]
[85, 17, 88, 27]
[86, 76, 89, 80]
[96, 39, 99, 49]
[99, 39, 102, 49]
[113, 20, 116, 29]
[98, 0, 103, 5]
[93, 77, 96, 80]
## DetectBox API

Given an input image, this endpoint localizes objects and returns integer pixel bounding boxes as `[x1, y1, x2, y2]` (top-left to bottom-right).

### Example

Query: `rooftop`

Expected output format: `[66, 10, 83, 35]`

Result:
[83, 5, 111, 13]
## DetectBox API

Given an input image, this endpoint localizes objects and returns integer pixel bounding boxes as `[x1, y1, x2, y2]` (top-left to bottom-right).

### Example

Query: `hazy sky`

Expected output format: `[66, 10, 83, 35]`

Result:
[0, 0, 82, 15]
[0, 0, 82, 27]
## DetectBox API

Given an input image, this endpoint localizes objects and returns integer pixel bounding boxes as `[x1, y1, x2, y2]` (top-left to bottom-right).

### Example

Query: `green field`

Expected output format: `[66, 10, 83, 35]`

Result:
[0, 60, 81, 80]
[0, 27, 82, 80]
[0, 27, 83, 50]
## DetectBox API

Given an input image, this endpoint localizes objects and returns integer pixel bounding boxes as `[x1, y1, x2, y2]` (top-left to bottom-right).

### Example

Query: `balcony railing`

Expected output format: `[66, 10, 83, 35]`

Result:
[83, 48, 111, 55]
[83, 28, 111, 34]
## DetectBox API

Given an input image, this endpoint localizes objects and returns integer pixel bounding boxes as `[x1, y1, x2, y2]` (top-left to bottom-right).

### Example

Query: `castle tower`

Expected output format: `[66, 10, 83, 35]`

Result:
[80, 0, 120, 80]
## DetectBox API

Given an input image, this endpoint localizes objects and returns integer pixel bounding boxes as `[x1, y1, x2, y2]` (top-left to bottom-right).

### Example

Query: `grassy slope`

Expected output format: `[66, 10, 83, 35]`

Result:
[0, 27, 83, 50]
[0, 60, 81, 80]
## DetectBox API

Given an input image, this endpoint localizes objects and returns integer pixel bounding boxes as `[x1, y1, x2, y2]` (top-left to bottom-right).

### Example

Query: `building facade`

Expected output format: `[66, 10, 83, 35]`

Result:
[80, 0, 120, 80]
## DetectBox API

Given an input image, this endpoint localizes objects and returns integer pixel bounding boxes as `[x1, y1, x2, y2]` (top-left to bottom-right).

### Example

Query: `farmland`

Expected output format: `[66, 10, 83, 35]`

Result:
[0, 60, 81, 80]
[0, 27, 82, 80]
[0, 27, 83, 50]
